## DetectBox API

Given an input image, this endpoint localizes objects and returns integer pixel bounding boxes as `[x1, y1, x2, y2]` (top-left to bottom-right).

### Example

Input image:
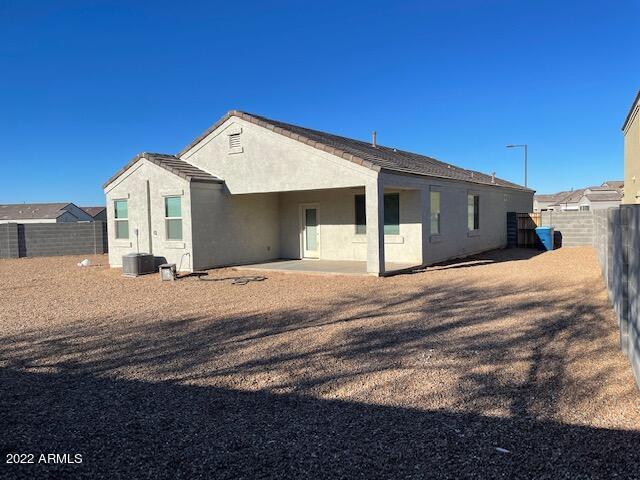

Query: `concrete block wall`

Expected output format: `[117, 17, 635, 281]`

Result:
[541, 211, 594, 247]
[0, 223, 19, 258]
[593, 206, 640, 390]
[0, 222, 108, 259]
[622, 206, 640, 384]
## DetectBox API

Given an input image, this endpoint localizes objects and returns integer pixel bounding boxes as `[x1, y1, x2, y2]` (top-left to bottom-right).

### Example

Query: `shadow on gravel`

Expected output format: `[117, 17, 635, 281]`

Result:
[0, 250, 636, 478]
[2, 367, 640, 480]
[425, 248, 543, 271]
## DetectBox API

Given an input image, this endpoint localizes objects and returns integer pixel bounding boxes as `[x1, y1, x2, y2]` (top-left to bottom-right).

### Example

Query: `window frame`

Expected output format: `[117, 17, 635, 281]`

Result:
[383, 193, 400, 235]
[430, 190, 441, 235]
[467, 194, 480, 231]
[354, 192, 400, 235]
[113, 199, 129, 240]
[354, 194, 367, 235]
[164, 196, 183, 241]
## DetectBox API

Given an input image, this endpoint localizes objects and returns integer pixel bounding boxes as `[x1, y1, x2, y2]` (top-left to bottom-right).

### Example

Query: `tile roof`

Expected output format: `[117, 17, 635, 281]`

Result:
[81, 206, 106, 217]
[535, 191, 571, 202]
[585, 192, 623, 202]
[602, 180, 624, 190]
[180, 110, 532, 192]
[0, 203, 72, 221]
[547, 189, 586, 206]
[104, 152, 222, 189]
[546, 187, 623, 206]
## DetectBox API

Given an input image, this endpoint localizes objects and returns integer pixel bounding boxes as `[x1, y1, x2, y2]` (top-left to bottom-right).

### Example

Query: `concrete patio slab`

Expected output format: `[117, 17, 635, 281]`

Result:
[233, 259, 419, 276]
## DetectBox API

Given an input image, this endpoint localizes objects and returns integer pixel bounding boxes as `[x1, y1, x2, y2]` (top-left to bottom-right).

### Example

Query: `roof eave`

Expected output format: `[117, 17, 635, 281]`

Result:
[178, 110, 383, 175]
[181, 111, 533, 192]
[378, 167, 534, 193]
[103, 152, 223, 190]
[622, 89, 640, 132]
[189, 177, 224, 184]
[103, 153, 145, 189]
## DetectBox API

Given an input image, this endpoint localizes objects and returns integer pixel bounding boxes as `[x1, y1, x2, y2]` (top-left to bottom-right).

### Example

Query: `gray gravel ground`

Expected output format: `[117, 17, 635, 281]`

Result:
[1, 247, 639, 479]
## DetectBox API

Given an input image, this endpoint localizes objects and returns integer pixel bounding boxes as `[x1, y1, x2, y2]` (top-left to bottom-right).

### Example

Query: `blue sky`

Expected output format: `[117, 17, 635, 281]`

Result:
[1, 0, 638, 205]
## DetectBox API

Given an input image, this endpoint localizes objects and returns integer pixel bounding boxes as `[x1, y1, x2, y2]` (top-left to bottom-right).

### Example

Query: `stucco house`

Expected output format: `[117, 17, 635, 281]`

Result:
[623, 90, 640, 204]
[103, 111, 533, 275]
[0, 202, 94, 224]
[534, 182, 623, 212]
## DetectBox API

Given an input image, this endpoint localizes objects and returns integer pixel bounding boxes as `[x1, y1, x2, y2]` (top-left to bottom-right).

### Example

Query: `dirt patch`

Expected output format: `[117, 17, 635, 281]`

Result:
[1, 247, 639, 478]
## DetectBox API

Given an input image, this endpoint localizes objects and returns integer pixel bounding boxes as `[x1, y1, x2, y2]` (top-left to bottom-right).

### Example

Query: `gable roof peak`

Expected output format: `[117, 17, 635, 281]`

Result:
[181, 110, 532, 192]
[103, 152, 222, 189]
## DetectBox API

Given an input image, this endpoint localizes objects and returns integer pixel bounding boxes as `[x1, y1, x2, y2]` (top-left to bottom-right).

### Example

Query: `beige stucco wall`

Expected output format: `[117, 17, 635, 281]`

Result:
[577, 196, 621, 211]
[179, 114, 532, 267]
[104, 113, 534, 273]
[624, 97, 640, 204]
[533, 199, 556, 212]
[181, 117, 377, 194]
[380, 171, 533, 265]
[278, 187, 423, 264]
[104, 159, 194, 270]
[190, 184, 280, 270]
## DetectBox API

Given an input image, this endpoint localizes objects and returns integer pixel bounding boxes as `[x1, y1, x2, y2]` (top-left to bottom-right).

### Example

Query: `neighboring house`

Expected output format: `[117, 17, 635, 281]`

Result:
[0, 203, 94, 224]
[81, 206, 107, 221]
[623, 90, 640, 204]
[602, 180, 624, 190]
[103, 111, 533, 275]
[533, 191, 571, 212]
[534, 182, 623, 212]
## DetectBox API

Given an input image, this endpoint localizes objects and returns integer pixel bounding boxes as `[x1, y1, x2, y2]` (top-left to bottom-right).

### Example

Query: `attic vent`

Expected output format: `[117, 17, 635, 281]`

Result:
[229, 133, 241, 149]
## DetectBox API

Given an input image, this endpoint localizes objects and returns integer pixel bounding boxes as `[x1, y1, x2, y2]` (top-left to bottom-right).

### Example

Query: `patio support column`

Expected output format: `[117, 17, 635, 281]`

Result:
[420, 188, 429, 266]
[366, 178, 385, 276]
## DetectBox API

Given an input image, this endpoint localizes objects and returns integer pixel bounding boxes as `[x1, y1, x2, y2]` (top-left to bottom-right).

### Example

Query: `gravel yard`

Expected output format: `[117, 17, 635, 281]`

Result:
[1, 247, 640, 479]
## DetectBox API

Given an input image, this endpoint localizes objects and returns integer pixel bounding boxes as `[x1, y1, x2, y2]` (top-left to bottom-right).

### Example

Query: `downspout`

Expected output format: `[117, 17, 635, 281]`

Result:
[146, 180, 153, 254]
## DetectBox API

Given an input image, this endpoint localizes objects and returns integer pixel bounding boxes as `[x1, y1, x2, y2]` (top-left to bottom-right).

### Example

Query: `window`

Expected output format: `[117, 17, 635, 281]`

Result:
[354, 193, 400, 235]
[355, 194, 366, 234]
[384, 193, 400, 235]
[229, 133, 241, 149]
[114, 199, 129, 239]
[467, 194, 479, 231]
[580, 205, 590, 211]
[430, 191, 441, 235]
[165, 196, 182, 240]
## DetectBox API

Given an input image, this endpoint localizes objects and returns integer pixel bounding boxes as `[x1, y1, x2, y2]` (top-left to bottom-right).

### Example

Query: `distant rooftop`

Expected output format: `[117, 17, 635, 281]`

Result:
[81, 206, 106, 217]
[0, 203, 72, 221]
[535, 181, 623, 206]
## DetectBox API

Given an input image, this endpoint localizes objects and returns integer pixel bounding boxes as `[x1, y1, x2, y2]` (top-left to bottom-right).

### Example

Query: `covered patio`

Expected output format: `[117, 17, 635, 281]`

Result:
[234, 259, 420, 276]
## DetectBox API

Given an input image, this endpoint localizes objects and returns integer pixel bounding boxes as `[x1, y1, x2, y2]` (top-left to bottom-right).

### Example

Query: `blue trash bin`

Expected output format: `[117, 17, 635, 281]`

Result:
[535, 227, 554, 251]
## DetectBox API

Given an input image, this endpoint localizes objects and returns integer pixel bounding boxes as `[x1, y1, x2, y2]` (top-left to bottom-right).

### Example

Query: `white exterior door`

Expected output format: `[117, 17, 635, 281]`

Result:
[302, 206, 320, 258]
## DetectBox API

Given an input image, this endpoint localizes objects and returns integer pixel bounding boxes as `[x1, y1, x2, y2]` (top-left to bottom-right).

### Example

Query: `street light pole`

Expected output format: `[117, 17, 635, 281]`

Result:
[506, 144, 528, 188]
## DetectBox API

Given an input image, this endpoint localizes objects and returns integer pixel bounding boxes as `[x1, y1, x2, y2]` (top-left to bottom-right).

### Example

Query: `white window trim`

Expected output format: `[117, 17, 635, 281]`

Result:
[467, 191, 480, 233]
[299, 203, 321, 258]
[429, 190, 441, 236]
[113, 198, 129, 240]
[164, 196, 183, 242]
